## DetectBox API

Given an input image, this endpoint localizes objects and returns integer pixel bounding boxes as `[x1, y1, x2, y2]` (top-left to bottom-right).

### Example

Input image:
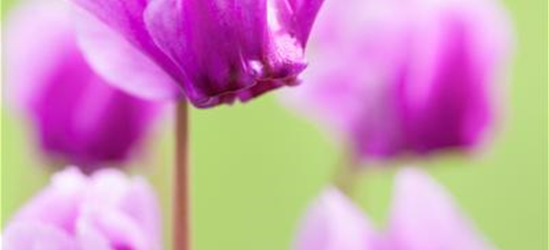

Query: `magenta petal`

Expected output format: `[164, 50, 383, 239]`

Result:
[275, 0, 325, 44]
[282, 0, 411, 158]
[143, 0, 254, 106]
[71, 0, 324, 107]
[294, 187, 377, 250]
[386, 168, 496, 250]
[6, 0, 166, 169]
[281, 0, 512, 161]
[4, 0, 69, 113]
[69, 0, 150, 41]
[144, 0, 310, 107]
[401, 0, 513, 154]
[29, 68, 163, 169]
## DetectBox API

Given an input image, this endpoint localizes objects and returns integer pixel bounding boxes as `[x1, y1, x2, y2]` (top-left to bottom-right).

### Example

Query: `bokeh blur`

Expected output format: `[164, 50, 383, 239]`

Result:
[1, 0, 547, 250]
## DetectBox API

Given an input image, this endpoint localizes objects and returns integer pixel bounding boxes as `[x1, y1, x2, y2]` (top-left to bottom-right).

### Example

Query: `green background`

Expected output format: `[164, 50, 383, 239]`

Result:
[1, 0, 547, 249]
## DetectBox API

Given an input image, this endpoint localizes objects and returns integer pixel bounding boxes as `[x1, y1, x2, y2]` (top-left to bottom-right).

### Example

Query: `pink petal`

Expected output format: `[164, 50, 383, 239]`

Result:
[73, 9, 181, 100]
[6, 0, 166, 168]
[386, 168, 496, 250]
[76, 221, 114, 250]
[70, 0, 325, 108]
[278, 0, 325, 44]
[3, 222, 80, 250]
[77, 208, 150, 250]
[400, 0, 513, 153]
[69, 0, 185, 80]
[77, 169, 161, 250]
[13, 169, 88, 234]
[119, 177, 162, 248]
[5, 0, 75, 112]
[293, 187, 377, 250]
[4, 168, 161, 250]
[282, 0, 412, 157]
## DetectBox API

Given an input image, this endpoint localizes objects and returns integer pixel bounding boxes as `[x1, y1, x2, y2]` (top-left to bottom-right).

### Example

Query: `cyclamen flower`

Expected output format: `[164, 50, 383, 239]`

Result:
[294, 168, 495, 250]
[284, 0, 513, 159]
[3, 167, 161, 250]
[69, 0, 325, 108]
[6, 0, 163, 171]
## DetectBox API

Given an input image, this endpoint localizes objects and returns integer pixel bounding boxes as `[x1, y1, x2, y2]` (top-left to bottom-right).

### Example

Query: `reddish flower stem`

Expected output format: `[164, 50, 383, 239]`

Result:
[174, 102, 190, 250]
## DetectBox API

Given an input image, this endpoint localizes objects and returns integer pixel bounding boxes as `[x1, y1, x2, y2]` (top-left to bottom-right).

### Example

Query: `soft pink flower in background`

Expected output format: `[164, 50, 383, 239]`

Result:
[68, 0, 325, 108]
[294, 168, 496, 250]
[3, 167, 161, 250]
[283, 0, 513, 160]
[6, 0, 165, 171]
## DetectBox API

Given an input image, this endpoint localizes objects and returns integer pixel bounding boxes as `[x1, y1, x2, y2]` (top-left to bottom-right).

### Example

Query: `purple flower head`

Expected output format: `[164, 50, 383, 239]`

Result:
[69, 0, 325, 108]
[294, 168, 496, 250]
[3, 167, 161, 250]
[6, 0, 164, 171]
[283, 0, 513, 160]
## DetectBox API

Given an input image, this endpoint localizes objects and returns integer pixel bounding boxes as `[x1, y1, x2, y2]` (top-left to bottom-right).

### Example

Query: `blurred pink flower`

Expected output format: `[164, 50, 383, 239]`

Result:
[283, 0, 513, 160]
[2, 167, 161, 250]
[68, 0, 325, 108]
[294, 168, 495, 250]
[6, 0, 165, 171]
